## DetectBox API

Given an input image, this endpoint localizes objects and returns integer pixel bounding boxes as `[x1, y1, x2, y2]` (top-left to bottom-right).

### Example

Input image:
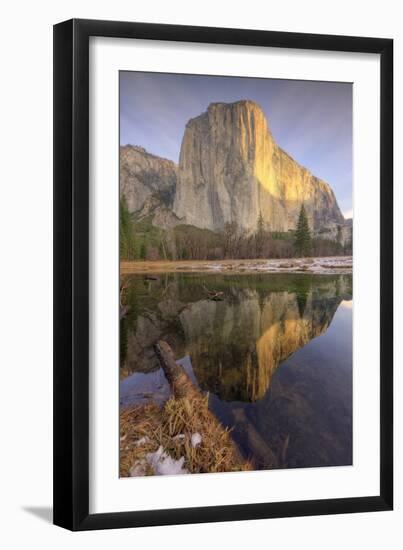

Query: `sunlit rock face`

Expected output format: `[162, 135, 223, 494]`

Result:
[173, 100, 345, 233]
[120, 145, 177, 213]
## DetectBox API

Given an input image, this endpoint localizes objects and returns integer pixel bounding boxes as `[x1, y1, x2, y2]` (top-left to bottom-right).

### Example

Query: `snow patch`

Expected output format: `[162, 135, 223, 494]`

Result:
[146, 446, 188, 475]
[191, 433, 202, 448]
[129, 446, 189, 477]
[135, 436, 150, 447]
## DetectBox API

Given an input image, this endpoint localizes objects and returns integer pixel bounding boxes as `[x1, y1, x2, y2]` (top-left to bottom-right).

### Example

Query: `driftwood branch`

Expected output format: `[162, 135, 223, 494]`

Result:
[202, 284, 224, 301]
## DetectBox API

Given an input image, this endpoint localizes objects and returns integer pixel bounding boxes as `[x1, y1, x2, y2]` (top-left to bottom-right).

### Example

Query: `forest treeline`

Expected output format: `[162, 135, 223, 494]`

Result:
[120, 198, 352, 261]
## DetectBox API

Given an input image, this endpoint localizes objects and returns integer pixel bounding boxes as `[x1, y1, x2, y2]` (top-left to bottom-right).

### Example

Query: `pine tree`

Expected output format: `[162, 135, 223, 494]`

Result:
[119, 197, 137, 260]
[139, 241, 147, 260]
[294, 205, 312, 257]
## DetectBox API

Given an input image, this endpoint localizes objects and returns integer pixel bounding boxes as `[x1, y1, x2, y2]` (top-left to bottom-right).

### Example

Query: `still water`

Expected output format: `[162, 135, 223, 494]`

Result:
[120, 273, 352, 470]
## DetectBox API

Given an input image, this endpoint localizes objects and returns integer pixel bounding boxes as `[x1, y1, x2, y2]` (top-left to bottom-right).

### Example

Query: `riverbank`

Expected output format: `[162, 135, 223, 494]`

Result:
[120, 341, 250, 477]
[121, 256, 352, 276]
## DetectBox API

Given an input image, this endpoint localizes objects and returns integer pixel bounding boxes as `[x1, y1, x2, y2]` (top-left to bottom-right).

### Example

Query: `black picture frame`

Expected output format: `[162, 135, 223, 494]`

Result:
[53, 18, 393, 531]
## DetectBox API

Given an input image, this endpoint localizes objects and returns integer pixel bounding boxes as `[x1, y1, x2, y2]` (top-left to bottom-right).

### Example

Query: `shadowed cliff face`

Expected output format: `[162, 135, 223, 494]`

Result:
[173, 100, 345, 233]
[120, 145, 177, 213]
[121, 273, 352, 402]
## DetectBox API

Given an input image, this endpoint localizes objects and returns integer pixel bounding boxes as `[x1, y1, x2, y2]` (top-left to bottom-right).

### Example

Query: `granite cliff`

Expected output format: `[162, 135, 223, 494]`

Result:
[120, 100, 349, 239]
[174, 100, 345, 233]
[120, 145, 177, 213]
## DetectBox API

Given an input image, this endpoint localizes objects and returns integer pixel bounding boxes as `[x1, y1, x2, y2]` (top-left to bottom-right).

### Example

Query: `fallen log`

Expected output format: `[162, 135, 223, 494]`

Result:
[154, 340, 200, 400]
[120, 340, 252, 476]
[145, 275, 159, 281]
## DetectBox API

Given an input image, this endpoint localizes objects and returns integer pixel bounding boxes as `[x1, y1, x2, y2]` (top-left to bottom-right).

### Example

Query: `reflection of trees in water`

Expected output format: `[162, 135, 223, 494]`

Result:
[295, 276, 312, 318]
[120, 273, 352, 401]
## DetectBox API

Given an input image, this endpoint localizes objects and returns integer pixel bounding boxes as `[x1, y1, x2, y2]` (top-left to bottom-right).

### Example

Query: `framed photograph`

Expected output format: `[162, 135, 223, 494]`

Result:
[53, 19, 393, 530]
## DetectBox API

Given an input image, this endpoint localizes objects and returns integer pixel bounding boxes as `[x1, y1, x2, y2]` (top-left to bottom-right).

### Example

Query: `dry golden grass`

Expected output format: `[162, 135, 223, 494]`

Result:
[120, 259, 263, 274]
[120, 394, 251, 477]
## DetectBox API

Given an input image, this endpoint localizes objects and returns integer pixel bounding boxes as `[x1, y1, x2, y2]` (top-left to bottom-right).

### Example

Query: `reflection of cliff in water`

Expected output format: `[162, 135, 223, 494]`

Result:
[121, 274, 352, 402]
[180, 290, 342, 401]
[209, 300, 353, 469]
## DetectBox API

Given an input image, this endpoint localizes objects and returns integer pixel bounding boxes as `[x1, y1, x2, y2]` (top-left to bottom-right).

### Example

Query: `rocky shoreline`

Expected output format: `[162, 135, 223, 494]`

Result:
[121, 256, 352, 276]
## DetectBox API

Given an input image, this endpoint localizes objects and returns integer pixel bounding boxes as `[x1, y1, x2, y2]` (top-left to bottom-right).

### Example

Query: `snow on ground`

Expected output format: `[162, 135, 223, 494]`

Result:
[129, 446, 189, 477]
[147, 447, 188, 475]
[179, 257, 352, 275]
[135, 436, 150, 447]
[256, 256, 353, 275]
[191, 433, 202, 448]
[203, 256, 352, 275]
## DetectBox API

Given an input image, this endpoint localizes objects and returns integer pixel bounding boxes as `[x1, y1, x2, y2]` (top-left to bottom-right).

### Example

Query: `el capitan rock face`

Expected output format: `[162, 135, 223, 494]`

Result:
[120, 100, 348, 238]
[173, 100, 345, 233]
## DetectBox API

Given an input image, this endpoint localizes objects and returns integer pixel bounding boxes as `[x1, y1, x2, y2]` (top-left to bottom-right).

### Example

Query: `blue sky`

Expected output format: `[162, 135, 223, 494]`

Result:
[120, 72, 352, 217]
